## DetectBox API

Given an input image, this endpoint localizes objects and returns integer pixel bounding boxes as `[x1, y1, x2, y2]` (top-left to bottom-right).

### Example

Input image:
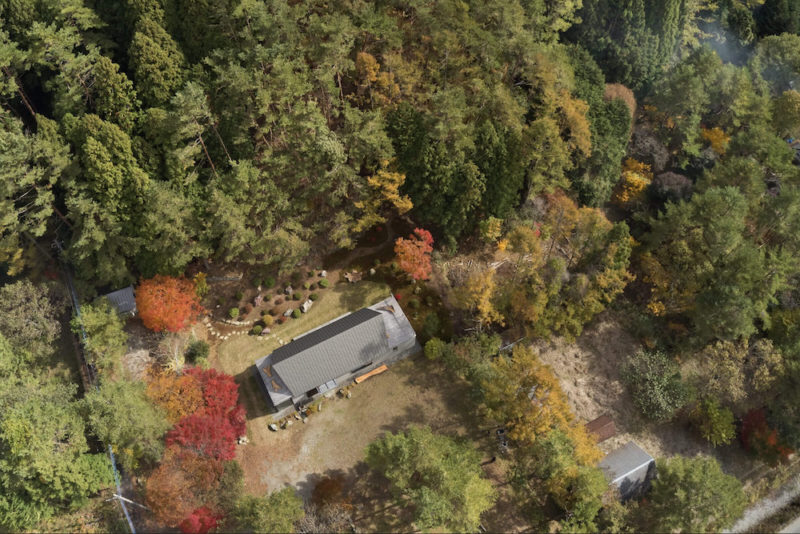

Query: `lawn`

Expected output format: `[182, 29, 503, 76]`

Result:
[211, 280, 393, 425]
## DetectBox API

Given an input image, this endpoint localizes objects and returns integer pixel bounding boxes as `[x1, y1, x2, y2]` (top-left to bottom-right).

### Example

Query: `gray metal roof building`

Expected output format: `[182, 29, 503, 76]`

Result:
[102, 286, 137, 315]
[599, 441, 656, 501]
[255, 295, 418, 414]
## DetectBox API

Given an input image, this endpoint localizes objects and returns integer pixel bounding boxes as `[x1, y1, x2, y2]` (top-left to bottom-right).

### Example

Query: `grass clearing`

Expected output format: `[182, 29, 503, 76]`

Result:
[211, 280, 394, 430]
[214, 280, 392, 377]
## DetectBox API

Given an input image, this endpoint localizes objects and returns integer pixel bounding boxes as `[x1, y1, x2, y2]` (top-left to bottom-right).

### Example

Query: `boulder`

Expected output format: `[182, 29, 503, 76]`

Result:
[283, 308, 293, 317]
[301, 299, 313, 313]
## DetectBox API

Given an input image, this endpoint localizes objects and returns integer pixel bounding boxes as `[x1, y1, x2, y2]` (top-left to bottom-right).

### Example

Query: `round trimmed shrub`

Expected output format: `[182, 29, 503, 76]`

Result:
[274, 297, 283, 305]
[303, 282, 311, 290]
[292, 292, 302, 301]
[235, 290, 244, 300]
[216, 297, 225, 306]
[252, 325, 263, 335]
[229, 308, 240, 319]
[185, 340, 209, 363]
[309, 293, 319, 301]
[253, 278, 262, 287]
[263, 276, 276, 288]
[318, 279, 330, 288]
[408, 299, 420, 310]
[268, 308, 278, 316]
[263, 315, 274, 327]
[621, 350, 691, 422]
[292, 309, 301, 319]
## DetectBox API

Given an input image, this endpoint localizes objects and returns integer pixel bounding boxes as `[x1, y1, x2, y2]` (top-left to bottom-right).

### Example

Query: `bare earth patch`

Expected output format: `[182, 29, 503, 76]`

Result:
[535, 310, 753, 479]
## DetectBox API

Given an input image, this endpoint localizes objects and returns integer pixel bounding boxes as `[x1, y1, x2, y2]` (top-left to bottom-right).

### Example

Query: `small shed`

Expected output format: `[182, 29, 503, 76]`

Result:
[585, 414, 616, 443]
[598, 441, 655, 501]
[102, 286, 137, 315]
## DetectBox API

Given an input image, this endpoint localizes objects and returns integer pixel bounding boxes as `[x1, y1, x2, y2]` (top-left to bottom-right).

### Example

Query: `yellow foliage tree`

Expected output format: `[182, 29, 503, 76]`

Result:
[701, 126, 730, 155]
[353, 163, 412, 232]
[482, 345, 601, 465]
[612, 158, 652, 209]
[353, 52, 401, 108]
[456, 269, 504, 328]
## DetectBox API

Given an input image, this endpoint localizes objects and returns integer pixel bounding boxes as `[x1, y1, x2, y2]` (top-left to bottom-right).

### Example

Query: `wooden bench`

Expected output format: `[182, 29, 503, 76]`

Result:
[355, 364, 388, 384]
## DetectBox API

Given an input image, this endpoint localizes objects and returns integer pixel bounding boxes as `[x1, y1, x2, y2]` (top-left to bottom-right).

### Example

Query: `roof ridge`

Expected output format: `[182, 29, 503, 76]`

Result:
[270, 307, 381, 365]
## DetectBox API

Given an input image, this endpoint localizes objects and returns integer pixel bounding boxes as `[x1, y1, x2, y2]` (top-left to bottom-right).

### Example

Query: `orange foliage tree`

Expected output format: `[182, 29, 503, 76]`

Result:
[136, 275, 205, 332]
[145, 447, 224, 526]
[146, 371, 204, 424]
[394, 228, 434, 281]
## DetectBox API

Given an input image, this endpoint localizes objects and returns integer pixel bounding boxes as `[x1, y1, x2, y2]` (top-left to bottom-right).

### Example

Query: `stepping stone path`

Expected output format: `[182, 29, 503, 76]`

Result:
[202, 316, 288, 345]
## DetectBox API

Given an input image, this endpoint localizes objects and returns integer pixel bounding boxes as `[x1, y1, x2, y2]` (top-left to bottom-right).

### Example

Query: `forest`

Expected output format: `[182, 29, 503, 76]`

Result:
[4, 0, 800, 532]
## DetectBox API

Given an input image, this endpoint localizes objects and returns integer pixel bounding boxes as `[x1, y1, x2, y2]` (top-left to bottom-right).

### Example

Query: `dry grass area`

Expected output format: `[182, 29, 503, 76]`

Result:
[207, 277, 529, 531]
[535, 310, 753, 479]
[230, 356, 527, 532]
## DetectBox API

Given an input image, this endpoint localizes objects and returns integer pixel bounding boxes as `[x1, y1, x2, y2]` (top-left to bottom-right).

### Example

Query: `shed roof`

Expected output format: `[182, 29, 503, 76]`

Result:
[599, 441, 655, 500]
[270, 308, 389, 396]
[102, 286, 136, 314]
[586, 414, 616, 443]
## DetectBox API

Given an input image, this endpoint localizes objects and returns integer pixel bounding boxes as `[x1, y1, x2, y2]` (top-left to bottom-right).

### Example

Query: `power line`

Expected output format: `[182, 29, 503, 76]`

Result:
[53, 239, 137, 534]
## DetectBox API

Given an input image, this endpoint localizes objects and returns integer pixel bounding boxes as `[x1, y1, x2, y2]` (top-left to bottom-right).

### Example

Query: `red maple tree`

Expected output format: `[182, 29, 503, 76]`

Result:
[185, 368, 247, 437]
[394, 227, 434, 281]
[179, 507, 222, 534]
[167, 412, 238, 461]
[740, 408, 793, 465]
[136, 275, 205, 332]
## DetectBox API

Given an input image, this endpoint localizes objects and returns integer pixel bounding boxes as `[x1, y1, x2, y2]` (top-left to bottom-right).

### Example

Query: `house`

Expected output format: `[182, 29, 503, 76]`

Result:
[102, 286, 137, 315]
[598, 441, 656, 501]
[254, 295, 419, 415]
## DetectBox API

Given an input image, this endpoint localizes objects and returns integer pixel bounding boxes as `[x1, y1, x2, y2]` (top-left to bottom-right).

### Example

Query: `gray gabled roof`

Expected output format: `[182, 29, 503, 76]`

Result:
[270, 308, 389, 396]
[102, 286, 136, 314]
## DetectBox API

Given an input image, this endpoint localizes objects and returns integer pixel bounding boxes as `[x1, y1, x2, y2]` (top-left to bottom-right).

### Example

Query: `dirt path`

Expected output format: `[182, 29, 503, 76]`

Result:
[727, 473, 800, 533]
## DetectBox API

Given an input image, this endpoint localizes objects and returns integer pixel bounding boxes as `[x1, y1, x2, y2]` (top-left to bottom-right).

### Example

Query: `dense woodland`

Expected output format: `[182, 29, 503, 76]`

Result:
[5, 0, 800, 532]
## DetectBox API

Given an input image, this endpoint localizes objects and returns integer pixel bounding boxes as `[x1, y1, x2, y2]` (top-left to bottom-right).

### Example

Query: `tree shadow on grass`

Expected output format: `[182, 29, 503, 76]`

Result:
[292, 464, 412, 532]
[235, 366, 270, 421]
[336, 282, 392, 314]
